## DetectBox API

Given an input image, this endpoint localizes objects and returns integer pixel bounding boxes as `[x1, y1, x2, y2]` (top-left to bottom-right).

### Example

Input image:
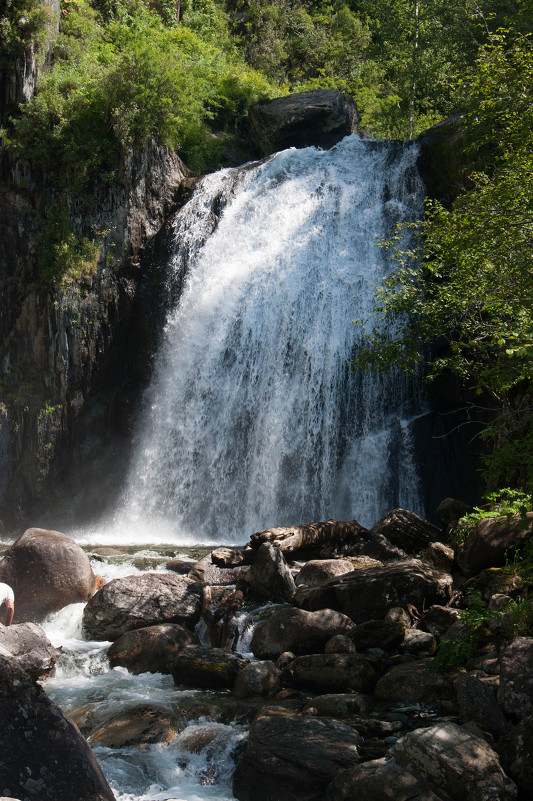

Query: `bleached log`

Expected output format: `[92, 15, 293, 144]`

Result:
[249, 519, 368, 554]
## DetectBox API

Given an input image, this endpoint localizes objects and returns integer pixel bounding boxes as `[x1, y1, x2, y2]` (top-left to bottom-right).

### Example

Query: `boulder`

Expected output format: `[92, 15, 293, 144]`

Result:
[188, 553, 243, 585]
[82, 573, 202, 641]
[301, 693, 369, 717]
[107, 623, 199, 674]
[359, 532, 408, 561]
[351, 619, 406, 653]
[497, 636, 533, 720]
[294, 559, 452, 624]
[295, 559, 355, 586]
[325, 757, 451, 801]
[171, 645, 249, 689]
[211, 547, 254, 567]
[251, 606, 354, 660]
[248, 90, 360, 156]
[0, 655, 115, 801]
[0, 622, 61, 680]
[402, 628, 437, 655]
[454, 674, 508, 739]
[422, 605, 461, 637]
[324, 634, 356, 654]
[291, 653, 376, 693]
[232, 706, 361, 801]
[243, 543, 296, 603]
[393, 722, 517, 801]
[374, 659, 453, 703]
[233, 660, 280, 698]
[457, 513, 533, 577]
[500, 715, 533, 793]
[424, 542, 454, 573]
[370, 509, 444, 554]
[88, 703, 180, 747]
[436, 497, 472, 529]
[0, 528, 97, 622]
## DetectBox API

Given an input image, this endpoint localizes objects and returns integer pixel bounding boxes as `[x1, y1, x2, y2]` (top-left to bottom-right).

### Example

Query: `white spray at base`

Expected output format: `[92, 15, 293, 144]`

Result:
[107, 136, 425, 545]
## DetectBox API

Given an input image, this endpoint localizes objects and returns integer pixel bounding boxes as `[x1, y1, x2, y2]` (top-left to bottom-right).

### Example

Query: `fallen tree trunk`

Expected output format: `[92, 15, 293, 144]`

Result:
[249, 519, 368, 554]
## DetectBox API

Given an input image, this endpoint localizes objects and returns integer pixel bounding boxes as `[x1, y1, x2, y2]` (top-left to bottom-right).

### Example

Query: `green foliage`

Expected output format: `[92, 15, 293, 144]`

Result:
[10, 0, 276, 181]
[0, 0, 49, 64]
[452, 488, 533, 546]
[431, 602, 498, 671]
[39, 201, 101, 286]
[355, 32, 533, 487]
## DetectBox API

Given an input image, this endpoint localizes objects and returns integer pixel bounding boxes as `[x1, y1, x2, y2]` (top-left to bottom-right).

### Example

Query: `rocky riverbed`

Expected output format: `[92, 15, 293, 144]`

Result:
[1, 504, 533, 800]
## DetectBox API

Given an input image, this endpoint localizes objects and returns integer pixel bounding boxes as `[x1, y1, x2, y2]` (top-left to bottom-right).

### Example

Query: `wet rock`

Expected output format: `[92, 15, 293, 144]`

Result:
[291, 652, 376, 693]
[393, 721, 517, 801]
[351, 619, 406, 653]
[211, 547, 254, 567]
[324, 634, 356, 654]
[457, 512, 533, 577]
[294, 559, 452, 624]
[0, 528, 97, 622]
[248, 89, 360, 156]
[454, 674, 508, 739]
[0, 655, 115, 801]
[250, 606, 354, 660]
[82, 573, 202, 640]
[165, 558, 195, 575]
[425, 543, 454, 573]
[374, 659, 453, 703]
[232, 706, 361, 801]
[176, 721, 237, 753]
[107, 623, 199, 674]
[171, 645, 249, 689]
[371, 509, 444, 554]
[497, 636, 533, 720]
[243, 543, 296, 603]
[301, 693, 369, 717]
[88, 703, 180, 747]
[233, 660, 280, 698]
[188, 553, 243, 585]
[500, 715, 533, 793]
[325, 757, 451, 801]
[0, 622, 61, 680]
[295, 559, 355, 586]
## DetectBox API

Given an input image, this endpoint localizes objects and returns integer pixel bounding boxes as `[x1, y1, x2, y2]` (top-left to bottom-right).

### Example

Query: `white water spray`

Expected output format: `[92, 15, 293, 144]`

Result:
[117, 135, 424, 543]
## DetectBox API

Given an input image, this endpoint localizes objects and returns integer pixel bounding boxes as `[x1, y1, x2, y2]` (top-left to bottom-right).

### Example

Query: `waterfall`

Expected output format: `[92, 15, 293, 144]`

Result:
[119, 135, 425, 543]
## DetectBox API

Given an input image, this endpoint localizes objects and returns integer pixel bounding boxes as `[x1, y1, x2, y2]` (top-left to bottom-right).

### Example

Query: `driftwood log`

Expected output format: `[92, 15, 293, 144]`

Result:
[249, 520, 368, 554]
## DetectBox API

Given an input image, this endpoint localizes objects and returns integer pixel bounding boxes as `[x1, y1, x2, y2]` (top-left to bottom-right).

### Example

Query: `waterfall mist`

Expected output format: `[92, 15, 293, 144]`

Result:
[115, 135, 425, 544]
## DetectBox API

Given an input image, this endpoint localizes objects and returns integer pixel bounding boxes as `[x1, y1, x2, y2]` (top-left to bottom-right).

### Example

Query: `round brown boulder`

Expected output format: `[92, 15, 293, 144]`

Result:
[0, 528, 97, 622]
[107, 623, 199, 674]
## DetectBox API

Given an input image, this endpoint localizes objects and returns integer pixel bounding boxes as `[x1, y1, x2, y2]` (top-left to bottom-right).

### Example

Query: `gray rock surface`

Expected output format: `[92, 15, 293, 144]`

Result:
[0, 621, 61, 680]
[244, 543, 296, 603]
[248, 89, 360, 156]
[497, 636, 533, 720]
[82, 573, 202, 640]
[233, 660, 280, 698]
[291, 652, 376, 693]
[250, 606, 354, 660]
[107, 623, 199, 674]
[457, 513, 533, 577]
[171, 645, 249, 689]
[325, 757, 451, 801]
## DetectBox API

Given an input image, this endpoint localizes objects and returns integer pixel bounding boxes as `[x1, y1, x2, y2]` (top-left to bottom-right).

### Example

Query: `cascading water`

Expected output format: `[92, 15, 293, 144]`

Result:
[118, 135, 425, 543]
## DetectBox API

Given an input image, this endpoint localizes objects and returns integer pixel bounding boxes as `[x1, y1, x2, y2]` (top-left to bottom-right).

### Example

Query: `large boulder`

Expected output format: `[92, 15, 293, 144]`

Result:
[171, 645, 249, 689]
[233, 661, 280, 698]
[294, 559, 452, 623]
[497, 636, 533, 720]
[325, 757, 451, 801]
[243, 543, 296, 603]
[0, 528, 97, 622]
[107, 623, 199, 674]
[82, 573, 202, 641]
[232, 707, 361, 801]
[295, 559, 355, 586]
[88, 703, 180, 748]
[457, 513, 533, 577]
[188, 554, 243, 585]
[250, 606, 355, 660]
[393, 722, 517, 801]
[374, 660, 453, 704]
[500, 715, 533, 794]
[248, 89, 360, 156]
[370, 509, 444, 554]
[0, 655, 115, 801]
[291, 653, 376, 694]
[0, 622, 61, 680]
[454, 674, 508, 739]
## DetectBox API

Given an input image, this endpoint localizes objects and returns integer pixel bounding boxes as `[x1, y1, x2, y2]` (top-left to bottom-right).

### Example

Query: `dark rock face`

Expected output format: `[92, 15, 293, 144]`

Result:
[497, 636, 533, 720]
[500, 715, 533, 794]
[82, 573, 202, 640]
[0, 655, 115, 801]
[171, 645, 249, 689]
[107, 623, 199, 674]
[294, 559, 452, 623]
[248, 89, 360, 156]
[250, 606, 355, 660]
[0, 527, 97, 622]
[291, 653, 376, 694]
[232, 707, 361, 801]
[416, 115, 465, 203]
[370, 509, 444, 554]
[457, 513, 533, 577]
[233, 660, 280, 698]
[325, 757, 450, 801]
[0, 621, 61, 680]
[244, 543, 296, 603]
[454, 674, 508, 738]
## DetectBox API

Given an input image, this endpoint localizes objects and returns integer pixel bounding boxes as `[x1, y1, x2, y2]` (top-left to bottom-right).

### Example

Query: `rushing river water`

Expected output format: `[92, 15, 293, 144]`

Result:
[35, 135, 425, 800]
